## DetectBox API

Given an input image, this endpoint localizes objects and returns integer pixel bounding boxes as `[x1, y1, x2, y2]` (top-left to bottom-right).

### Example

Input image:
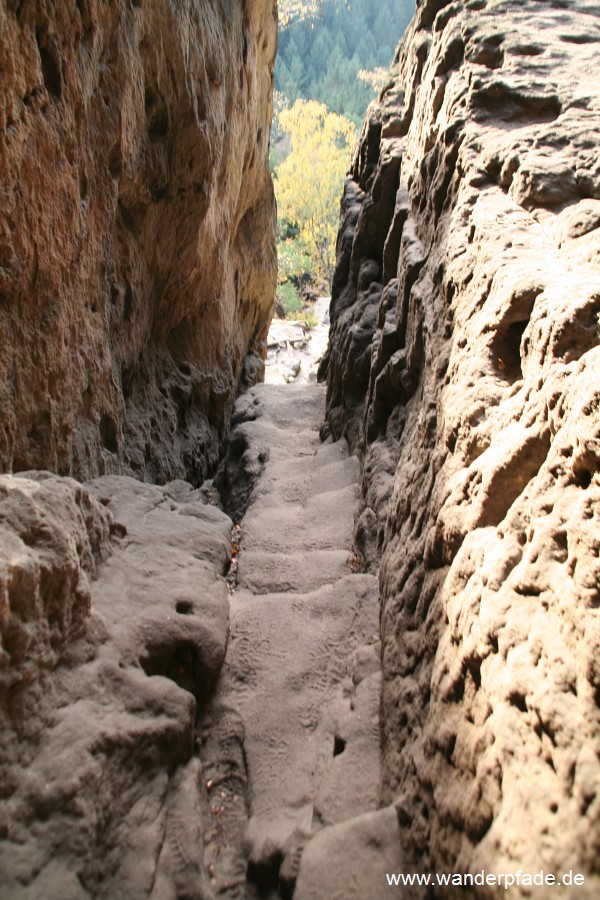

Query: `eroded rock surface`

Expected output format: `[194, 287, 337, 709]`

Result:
[0, 384, 386, 899]
[0, 472, 232, 898]
[0, 0, 277, 483]
[322, 0, 600, 893]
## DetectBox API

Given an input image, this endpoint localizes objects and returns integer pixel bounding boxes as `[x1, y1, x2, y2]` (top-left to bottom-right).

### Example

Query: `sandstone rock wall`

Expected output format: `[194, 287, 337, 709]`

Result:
[0, 0, 277, 484]
[323, 0, 600, 891]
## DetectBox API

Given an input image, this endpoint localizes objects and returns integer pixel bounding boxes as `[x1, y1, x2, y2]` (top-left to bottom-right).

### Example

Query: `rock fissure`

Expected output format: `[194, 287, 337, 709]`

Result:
[2, 0, 600, 897]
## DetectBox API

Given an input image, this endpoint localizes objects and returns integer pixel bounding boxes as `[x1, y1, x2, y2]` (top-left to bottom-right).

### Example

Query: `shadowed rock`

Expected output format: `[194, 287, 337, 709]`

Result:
[0, 0, 277, 485]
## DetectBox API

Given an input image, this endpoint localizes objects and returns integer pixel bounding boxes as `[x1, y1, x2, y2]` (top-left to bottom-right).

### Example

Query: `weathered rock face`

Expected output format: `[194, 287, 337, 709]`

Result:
[0, 473, 114, 697]
[0, 472, 233, 897]
[0, 0, 277, 484]
[323, 0, 600, 891]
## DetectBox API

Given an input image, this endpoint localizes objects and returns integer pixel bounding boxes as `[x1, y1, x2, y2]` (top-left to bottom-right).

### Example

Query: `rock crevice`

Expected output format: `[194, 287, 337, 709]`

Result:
[1, 0, 600, 896]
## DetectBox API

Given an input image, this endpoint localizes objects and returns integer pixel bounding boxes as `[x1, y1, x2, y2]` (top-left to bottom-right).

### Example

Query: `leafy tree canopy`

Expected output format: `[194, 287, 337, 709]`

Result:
[275, 99, 356, 287]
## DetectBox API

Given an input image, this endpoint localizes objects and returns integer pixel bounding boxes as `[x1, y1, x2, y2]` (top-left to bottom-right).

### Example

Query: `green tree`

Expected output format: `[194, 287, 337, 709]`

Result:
[275, 99, 356, 287]
[276, 0, 416, 123]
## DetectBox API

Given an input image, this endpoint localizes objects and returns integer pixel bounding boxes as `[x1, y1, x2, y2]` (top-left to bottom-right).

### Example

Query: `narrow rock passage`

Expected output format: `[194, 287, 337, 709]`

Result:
[201, 383, 383, 898]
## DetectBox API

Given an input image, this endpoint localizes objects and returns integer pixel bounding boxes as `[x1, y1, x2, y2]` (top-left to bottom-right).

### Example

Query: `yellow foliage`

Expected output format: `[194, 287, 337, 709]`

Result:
[278, 1, 354, 29]
[357, 67, 389, 93]
[275, 99, 356, 286]
[279, 1, 324, 28]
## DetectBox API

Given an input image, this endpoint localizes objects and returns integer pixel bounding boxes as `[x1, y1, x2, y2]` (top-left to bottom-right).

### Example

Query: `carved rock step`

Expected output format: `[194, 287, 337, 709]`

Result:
[204, 384, 384, 898]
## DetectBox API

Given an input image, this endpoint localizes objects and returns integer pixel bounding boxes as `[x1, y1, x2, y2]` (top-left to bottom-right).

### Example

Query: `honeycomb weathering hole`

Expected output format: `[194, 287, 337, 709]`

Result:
[176, 600, 194, 615]
[140, 641, 198, 694]
[491, 318, 529, 380]
[333, 734, 347, 757]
